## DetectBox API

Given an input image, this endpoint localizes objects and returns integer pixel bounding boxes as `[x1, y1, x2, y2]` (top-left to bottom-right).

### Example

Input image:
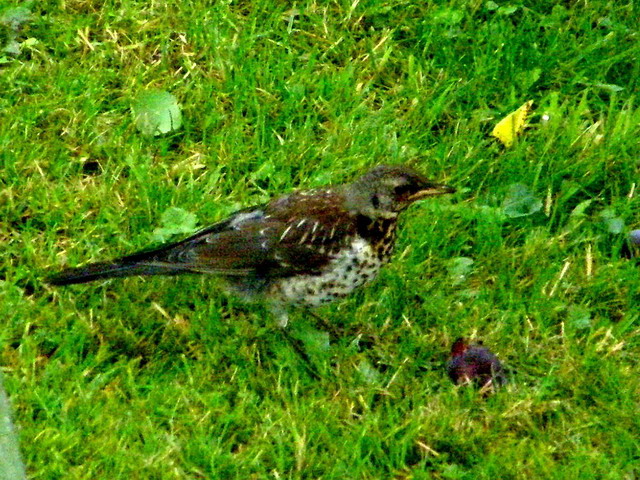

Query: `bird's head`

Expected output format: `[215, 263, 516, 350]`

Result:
[346, 165, 455, 219]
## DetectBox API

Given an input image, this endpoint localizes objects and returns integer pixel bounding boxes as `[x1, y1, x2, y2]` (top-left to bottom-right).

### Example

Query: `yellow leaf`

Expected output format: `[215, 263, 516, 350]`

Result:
[491, 100, 533, 147]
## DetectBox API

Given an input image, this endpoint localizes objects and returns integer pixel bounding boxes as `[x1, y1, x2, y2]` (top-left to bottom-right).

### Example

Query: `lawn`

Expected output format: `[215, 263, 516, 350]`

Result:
[2, 1, 640, 478]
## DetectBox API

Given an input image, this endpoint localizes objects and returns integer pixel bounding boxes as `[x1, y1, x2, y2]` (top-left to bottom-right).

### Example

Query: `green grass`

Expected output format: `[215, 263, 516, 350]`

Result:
[2, 0, 640, 478]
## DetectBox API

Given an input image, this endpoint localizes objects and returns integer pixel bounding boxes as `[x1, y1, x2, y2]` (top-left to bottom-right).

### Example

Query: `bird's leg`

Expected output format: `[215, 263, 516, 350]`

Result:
[304, 309, 341, 342]
[268, 303, 325, 378]
[278, 328, 320, 380]
[269, 304, 339, 340]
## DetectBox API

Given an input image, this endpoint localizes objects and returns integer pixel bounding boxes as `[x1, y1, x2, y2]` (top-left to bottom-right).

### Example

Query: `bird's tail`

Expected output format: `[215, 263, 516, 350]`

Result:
[46, 246, 191, 286]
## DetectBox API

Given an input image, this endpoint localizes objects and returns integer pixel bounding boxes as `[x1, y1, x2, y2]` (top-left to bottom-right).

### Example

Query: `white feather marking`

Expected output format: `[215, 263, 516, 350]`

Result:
[297, 218, 307, 228]
[280, 225, 293, 241]
[230, 210, 263, 229]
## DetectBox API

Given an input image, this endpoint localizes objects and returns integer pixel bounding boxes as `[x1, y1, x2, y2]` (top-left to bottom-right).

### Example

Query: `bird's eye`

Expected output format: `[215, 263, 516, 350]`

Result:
[393, 184, 413, 197]
[371, 194, 380, 208]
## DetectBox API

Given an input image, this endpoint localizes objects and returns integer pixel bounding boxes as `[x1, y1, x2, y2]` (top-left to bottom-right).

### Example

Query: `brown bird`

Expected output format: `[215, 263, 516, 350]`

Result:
[446, 338, 507, 389]
[48, 165, 454, 326]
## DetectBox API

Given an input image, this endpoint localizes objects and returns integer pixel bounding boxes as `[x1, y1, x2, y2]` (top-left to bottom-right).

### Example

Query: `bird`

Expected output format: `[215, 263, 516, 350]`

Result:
[446, 338, 507, 389]
[47, 164, 455, 326]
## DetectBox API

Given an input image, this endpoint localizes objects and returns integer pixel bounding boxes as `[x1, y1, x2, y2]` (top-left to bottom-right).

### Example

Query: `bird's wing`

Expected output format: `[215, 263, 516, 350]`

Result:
[145, 191, 357, 277]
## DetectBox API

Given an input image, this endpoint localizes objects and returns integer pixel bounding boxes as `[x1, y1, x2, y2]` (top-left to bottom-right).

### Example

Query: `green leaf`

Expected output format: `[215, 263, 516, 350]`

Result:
[599, 208, 625, 234]
[502, 184, 542, 218]
[605, 217, 624, 234]
[0, 6, 31, 56]
[152, 207, 198, 242]
[132, 90, 182, 136]
[497, 5, 519, 15]
[0, 7, 31, 31]
[567, 305, 591, 330]
[357, 359, 381, 385]
[570, 199, 593, 218]
[2, 39, 19, 55]
[448, 257, 474, 286]
[432, 7, 464, 25]
[21, 37, 37, 47]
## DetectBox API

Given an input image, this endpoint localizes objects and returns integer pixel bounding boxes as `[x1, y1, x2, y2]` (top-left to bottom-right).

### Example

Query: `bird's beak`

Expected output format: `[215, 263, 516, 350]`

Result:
[409, 182, 456, 201]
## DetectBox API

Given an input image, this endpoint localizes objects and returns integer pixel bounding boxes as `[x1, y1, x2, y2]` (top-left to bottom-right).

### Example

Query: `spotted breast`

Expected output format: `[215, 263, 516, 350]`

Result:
[267, 216, 398, 307]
